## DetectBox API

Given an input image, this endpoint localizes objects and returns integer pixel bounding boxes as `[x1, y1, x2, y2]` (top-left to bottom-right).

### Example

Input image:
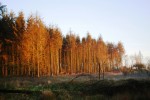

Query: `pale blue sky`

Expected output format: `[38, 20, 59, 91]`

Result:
[1, 0, 150, 59]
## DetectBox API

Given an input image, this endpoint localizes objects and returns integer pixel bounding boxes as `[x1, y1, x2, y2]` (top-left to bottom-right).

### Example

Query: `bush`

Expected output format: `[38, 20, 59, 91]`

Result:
[133, 63, 145, 70]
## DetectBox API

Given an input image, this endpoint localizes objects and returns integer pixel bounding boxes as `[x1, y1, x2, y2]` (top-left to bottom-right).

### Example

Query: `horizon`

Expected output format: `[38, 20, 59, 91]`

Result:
[1, 0, 150, 62]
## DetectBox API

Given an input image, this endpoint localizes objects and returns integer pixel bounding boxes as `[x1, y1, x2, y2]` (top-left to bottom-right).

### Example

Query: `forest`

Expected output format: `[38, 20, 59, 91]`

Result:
[1, 3, 150, 100]
[0, 6, 125, 77]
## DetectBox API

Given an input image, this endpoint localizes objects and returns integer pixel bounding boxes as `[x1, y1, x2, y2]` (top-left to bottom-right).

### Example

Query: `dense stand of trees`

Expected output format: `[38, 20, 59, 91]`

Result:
[0, 7, 125, 77]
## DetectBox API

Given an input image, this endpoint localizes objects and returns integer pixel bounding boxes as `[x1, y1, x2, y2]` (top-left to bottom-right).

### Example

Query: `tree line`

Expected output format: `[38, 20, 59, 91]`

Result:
[0, 6, 125, 77]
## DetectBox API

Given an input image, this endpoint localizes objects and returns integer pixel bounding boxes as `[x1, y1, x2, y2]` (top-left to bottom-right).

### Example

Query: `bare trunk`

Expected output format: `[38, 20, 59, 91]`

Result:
[99, 63, 101, 80]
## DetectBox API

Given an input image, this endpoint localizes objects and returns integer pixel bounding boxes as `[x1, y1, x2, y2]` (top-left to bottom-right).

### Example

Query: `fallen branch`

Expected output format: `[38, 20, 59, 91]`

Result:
[0, 89, 41, 94]
[69, 73, 96, 83]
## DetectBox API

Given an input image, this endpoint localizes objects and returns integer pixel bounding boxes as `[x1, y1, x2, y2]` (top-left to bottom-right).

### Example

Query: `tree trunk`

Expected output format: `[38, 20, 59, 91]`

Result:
[70, 49, 72, 74]
[99, 63, 101, 80]
[59, 49, 61, 74]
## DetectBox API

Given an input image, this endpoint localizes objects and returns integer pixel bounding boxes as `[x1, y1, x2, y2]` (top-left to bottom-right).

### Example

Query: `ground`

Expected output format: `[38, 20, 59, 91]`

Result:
[0, 72, 150, 100]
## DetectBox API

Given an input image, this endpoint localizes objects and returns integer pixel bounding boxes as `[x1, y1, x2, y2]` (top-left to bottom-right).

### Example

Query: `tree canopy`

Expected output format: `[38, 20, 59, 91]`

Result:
[0, 6, 125, 77]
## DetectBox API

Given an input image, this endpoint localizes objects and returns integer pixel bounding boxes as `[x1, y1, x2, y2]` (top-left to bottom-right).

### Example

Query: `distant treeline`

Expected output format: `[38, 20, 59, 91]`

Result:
[0, 6, 124, 77]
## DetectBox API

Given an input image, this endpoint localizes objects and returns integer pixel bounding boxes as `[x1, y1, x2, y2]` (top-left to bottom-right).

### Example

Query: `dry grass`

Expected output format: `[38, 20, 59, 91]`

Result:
[0, 74, 150, 99]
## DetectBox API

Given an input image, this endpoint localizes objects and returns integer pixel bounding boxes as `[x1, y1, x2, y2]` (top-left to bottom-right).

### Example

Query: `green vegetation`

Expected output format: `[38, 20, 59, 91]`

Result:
[0, 78, 150, 100]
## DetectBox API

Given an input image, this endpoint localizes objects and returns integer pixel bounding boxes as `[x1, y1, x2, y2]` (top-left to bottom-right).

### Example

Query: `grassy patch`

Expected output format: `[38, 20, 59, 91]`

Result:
[0, 78, 150, 99]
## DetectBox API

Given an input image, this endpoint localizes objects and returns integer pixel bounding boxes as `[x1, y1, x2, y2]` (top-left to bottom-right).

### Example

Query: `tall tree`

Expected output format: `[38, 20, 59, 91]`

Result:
[13, 12, 25, 76]
[86, 33, 92, 73]
[0, 7, 126, 77]
[116, 42, 125, 68]
[22, 15, 49, 77]
[96, 36, 108, 79]
[0, 11, 17, 76]
[48, 27, 62, 75]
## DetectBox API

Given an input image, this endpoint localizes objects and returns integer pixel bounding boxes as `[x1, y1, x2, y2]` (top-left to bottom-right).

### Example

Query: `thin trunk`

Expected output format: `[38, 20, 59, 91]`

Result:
[102, 63, 105, 80]
[48, 45, 51, 76]
[103, 69, 104, 80]
[70, 49, 72, 74]
[37, 48, 40, 77]
[50, 50, 53, 76]
[99, 62, 101, 80]
[59, 49, 61, 74]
